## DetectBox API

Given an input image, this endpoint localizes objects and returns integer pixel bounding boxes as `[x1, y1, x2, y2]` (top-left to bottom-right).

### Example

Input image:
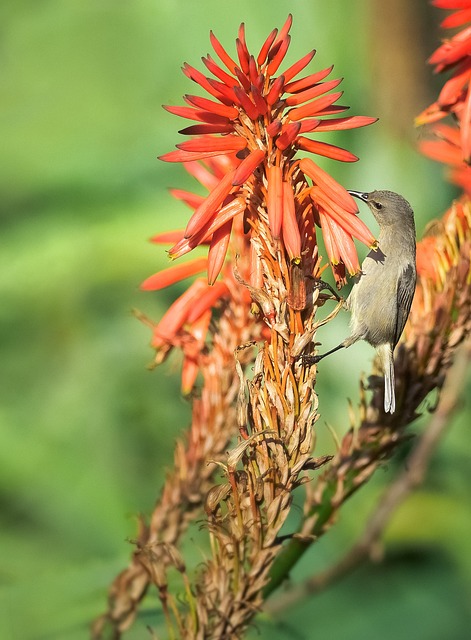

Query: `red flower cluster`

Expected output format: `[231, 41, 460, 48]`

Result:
[418, 0, 471, 189]
[140, 17, 379, 390]
[141, 156, 256, 393]
[148, 15, 376, 288]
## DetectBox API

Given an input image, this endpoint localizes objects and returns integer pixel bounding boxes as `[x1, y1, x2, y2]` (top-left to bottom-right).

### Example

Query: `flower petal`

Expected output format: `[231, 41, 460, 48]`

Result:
[182, 63, 233, 104]
[249, 240, 264, 288]
[298, 119, 321, 133]
[160, 149, 234, 162]
[232, 149, 266, 185]
[184, 94, 239, 119]
[282, 49, 316, 83]
[207, 219, 233, 284]
[151, 279, 207, 345]
[284, 65, 333, 93]
[201, 196, 246, 240]
[164, 104, 231, 124]
[274, 14, 293, 45]
[267, 35, 291, 76]
[181, 356, 199, 395]
[185, 169, 237, 238]
[202, 55, 238, 88]
[179, 123, 234, 135]
[257, 28, 278, 66]
[169, 189, 205, 209]
[288, 91, 344, 121]
[322, 213, 360, 275]
[415, 101, 449, 126]
[276, 122, 301, 150]
[296, 136, 359, 162]
[169, 196, 245, 259]
[233, 86, 259, 120]
[266, 119, 283, 136]
[318, 210, 339, 264]
[266, 75, 285, 106]
[168, 235, 206, 261]
[236, 23, 250, 73]
[176, 136, 247, 153]
[299, 157, 358, 213]
[312, 115, 378, 131]
[310, 187, 375, 247]
[281, 181, 301, 260]
[181, 309, 212, 394]
[210, 30, 238, 73]
[141, 257, 209, 291]
[432, 123, 462, 147]
[432, 1, 471, 8]
[419, 139, 463, 165]
[441, 8, 471, 29]
[184, 160, 220, 190]
[207, 78, 239, 104]
[248, 56, 259, 85]
[186, 281, 230, 324]
[150, 230, 185, 244]
[461, 86, 471, 162]
[267, 164, 283, 239]
[285, 78, 343, 106]
[250, 84, 268, 115]
[438, 58, 471, 107]
[316, 105, 350, 116]
[429, 28, 471, 71]
[235, 66, 251, 91]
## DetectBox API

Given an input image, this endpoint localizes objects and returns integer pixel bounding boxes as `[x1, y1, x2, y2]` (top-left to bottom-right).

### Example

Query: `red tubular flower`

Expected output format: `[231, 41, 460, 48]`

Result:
[150, 279, 209, 349]
[281, 181, 301, 261]
[266, 164, 283, 239]
[232, 149, 266, 185]
[319, 211, 360, 276]
[183, 169, 238, 238]
[419, 114, 471, 195]
[140, 257, 208, 291]
[417, 1, 471, 165]
[186, 281, 230, 324]
[142, 153, 259, 391]
[207, 219, 233, 285]
[180, 309, 211, 395]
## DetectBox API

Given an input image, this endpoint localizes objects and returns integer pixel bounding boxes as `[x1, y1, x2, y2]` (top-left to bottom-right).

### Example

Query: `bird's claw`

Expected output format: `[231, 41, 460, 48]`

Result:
[306, 276, 341, 302]
[300, 354, 321, 365]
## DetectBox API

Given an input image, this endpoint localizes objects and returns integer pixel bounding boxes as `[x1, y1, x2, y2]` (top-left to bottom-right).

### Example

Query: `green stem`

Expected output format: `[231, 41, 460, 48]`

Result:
[263, 467, 365, 598]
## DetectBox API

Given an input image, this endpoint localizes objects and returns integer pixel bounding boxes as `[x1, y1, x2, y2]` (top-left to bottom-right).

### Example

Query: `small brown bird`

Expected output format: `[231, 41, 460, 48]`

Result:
[305, 190, 417, 413]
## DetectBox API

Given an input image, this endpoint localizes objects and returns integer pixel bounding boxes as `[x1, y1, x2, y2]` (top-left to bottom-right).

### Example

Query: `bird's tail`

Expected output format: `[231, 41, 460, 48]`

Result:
[377, 344, 395, 414]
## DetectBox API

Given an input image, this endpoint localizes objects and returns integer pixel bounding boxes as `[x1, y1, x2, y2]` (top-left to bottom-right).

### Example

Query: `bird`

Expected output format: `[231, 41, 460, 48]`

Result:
[304, 190, 417, 414]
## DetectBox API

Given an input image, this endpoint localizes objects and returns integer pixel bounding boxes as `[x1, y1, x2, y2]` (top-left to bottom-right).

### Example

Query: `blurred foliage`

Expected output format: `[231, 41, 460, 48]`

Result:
[1, 0, 470, 638]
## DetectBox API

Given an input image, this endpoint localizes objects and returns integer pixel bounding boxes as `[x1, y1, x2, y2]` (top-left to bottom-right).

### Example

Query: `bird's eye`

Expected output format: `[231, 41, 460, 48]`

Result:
[373, 202, 383, 210]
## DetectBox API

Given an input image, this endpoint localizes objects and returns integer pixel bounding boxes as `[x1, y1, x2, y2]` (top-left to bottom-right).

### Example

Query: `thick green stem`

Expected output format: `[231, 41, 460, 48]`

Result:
[263, 463, 370, 598]
[263, 482, 338, 597]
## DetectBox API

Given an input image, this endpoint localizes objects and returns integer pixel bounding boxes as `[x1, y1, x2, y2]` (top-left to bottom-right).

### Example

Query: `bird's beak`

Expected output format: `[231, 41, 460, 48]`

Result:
[348, 190, 369, 202]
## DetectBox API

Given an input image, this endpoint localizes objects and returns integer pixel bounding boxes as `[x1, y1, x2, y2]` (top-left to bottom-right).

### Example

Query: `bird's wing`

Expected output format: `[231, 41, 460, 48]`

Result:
[393, 263, 416, 347]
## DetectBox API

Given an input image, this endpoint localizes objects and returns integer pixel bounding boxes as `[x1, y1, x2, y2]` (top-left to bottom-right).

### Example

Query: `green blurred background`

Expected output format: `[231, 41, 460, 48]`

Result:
[1, 0, 470, 638]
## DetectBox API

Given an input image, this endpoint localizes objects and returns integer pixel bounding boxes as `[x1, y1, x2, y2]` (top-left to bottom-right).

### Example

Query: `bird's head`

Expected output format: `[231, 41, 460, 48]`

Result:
[348, 190, 414, 228]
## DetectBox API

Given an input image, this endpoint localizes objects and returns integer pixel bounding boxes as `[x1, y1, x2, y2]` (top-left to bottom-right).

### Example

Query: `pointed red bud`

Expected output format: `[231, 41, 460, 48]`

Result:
[267, 165, 283, 239]
[141, 257, 209, 291]
[232, 148, 266, 185]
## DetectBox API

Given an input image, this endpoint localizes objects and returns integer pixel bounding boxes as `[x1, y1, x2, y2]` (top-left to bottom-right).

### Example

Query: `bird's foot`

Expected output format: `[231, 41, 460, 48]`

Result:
[300, 354, 322, 365]
[307, 276, 342, 302]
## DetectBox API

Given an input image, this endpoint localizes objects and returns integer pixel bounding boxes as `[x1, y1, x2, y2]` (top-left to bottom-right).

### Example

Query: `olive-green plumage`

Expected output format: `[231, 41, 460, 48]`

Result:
[311, 190, 417, 414]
